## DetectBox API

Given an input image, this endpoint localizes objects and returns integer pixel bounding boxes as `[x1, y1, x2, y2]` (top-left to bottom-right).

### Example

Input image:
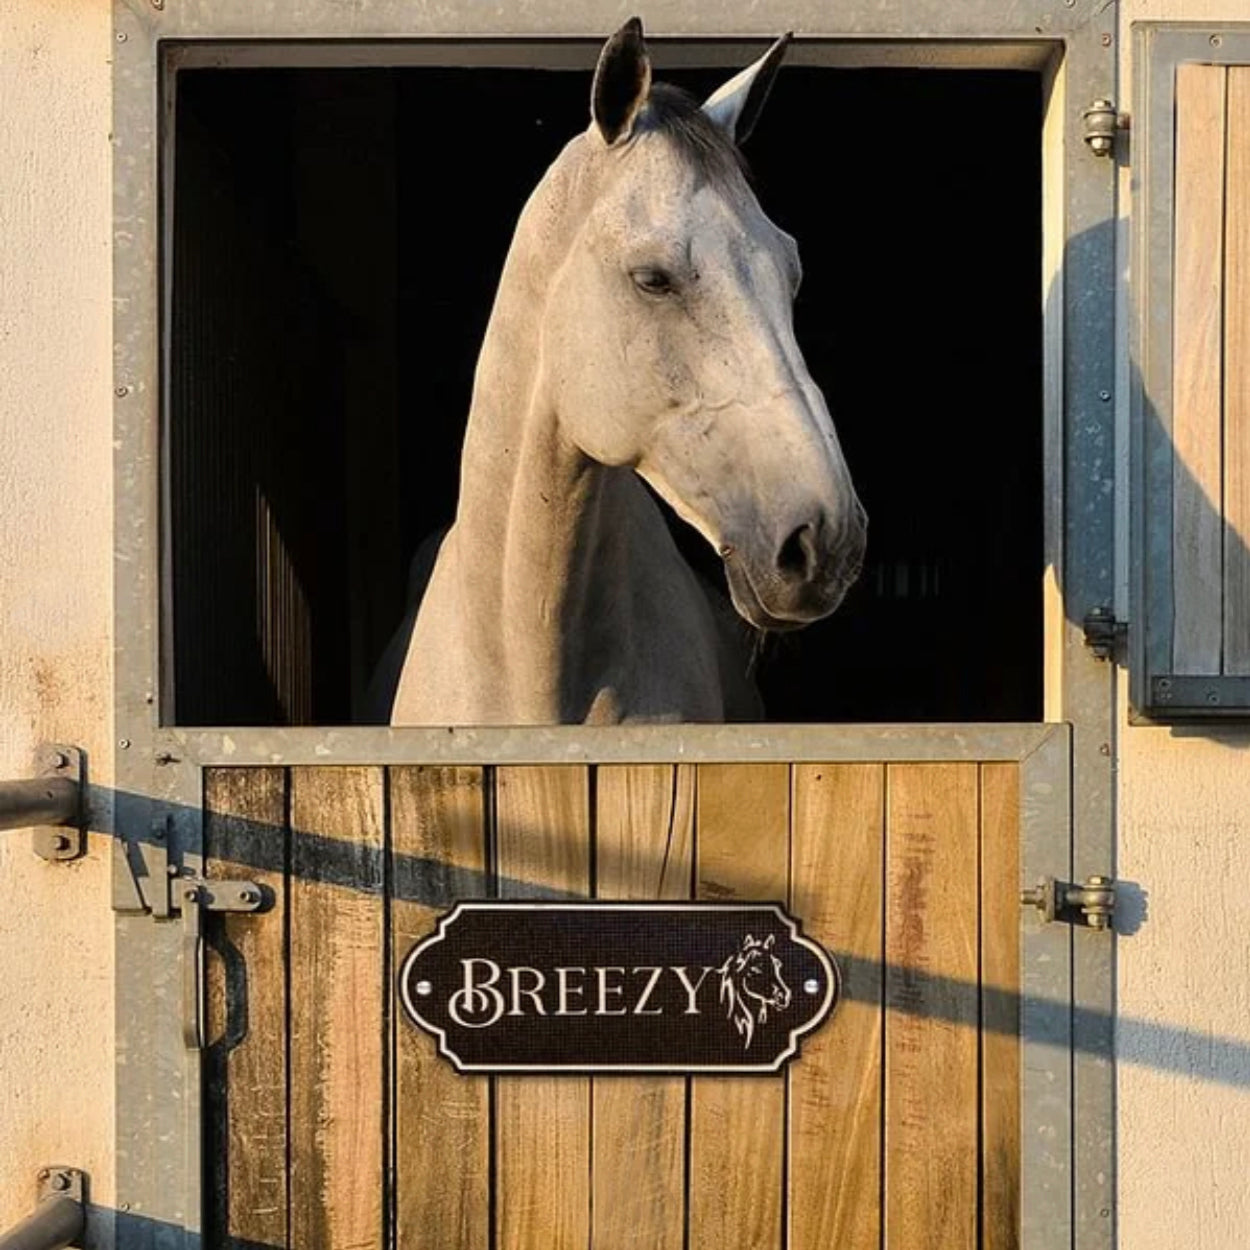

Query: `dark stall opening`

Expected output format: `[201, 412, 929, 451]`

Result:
[168, 61, 1042, 726]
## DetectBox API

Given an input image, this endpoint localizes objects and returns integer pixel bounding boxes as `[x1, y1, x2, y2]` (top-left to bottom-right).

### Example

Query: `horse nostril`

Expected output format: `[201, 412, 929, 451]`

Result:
[776, 522, 818, 582]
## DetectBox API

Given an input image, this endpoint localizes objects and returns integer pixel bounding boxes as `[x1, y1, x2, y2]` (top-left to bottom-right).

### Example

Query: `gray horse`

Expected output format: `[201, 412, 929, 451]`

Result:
[391, 20, 866, 725]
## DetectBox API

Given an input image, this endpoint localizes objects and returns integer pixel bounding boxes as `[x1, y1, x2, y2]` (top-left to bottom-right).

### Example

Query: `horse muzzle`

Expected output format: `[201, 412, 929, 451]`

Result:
[722, 501, 867, 631]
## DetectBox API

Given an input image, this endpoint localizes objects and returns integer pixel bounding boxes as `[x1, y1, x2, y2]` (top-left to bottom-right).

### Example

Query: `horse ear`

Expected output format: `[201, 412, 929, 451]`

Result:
[592, 17, 652, 147]
[702, 33, 791, 144]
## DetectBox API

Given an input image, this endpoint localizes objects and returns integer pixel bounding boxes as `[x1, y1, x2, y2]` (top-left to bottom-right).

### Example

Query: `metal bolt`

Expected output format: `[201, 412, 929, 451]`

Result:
[416, 980, 433, 997]
[51, 833, 71, 852]
[1207, 690, 1220, 704]
[48, 1173, 70, 1192]
[114, 384, 130, 397]
[1101, 33, 1112, 46]
[37, 1169, 49, 1181]
[239, 888, 259, 905]
[803, 978, 821, 995]
[119, 1203, 130, 1213]
[1099, 742, 1111, 756]
[1099, 389, 1111, 402]
[119, 738, 131, 749]
[1063, 0, 1075, 6]
[49, 750, 69, 769]
[152, 0, 165, 9]
[1211, 34, 1223, 48]
[116, 31, 128, 42]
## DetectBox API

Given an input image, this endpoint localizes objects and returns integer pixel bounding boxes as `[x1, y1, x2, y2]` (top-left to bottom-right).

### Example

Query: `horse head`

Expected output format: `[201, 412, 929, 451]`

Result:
[544, 19, 866, 630]
[718, 932, 792, 1049]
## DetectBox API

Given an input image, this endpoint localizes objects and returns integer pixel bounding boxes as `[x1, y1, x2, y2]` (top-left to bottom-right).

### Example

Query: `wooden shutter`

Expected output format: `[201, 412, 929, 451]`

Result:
[1135, 27, 1250, 716]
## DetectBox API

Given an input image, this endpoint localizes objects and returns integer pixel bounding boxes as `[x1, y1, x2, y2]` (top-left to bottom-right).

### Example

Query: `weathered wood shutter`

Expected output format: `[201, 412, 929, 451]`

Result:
[203, 759, 1023, 1249]
[1135, 26, 1250, 716]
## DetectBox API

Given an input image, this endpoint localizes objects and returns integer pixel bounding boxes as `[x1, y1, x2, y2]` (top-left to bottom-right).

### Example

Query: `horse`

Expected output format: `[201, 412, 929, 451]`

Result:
[390, 18, 866, 726]
[717, 933, 792, 1050]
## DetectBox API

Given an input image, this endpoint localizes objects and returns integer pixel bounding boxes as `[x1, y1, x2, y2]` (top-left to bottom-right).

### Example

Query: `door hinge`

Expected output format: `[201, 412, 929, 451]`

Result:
[1021, 875, 1116, 930]
[1082, 98, 1125, 157]
[1083, 607, 1127, 660]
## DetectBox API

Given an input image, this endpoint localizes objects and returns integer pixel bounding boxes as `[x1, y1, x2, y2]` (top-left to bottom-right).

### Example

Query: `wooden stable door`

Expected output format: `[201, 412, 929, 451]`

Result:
[203, 761, 1021, 1249]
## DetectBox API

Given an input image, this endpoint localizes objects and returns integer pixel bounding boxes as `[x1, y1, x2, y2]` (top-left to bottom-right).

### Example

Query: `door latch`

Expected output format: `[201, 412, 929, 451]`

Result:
[1021, 875, 1116, 930]
[179, 876, 265, 1049]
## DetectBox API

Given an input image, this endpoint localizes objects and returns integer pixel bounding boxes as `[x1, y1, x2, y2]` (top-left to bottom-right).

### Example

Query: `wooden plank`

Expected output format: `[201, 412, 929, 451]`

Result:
[690, 763, 789, 1250]
[289, 767, 386, 1250]
[884, 763, 979, 1250]
[1225, 68, 1250, 674]
[204, 767, 288, 1249]
[981, 764, 1021, 1250]
[788, 764, 884, 1250]
[1172, 63, 1228, 673]
[495, 766, 592, 1250]
[391, 766, 490, 1250]
[592, 765, 695, 1250]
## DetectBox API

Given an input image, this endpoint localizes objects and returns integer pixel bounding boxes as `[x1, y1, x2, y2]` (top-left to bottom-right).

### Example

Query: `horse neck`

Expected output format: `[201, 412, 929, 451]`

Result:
[447, 142, 666, 712]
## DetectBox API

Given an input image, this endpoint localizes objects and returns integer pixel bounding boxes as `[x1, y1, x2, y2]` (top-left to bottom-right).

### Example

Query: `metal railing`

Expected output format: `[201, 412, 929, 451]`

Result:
[0, 1170, 85, 1250]
[0, 776, 80, 832]
[0, 747, 84, 861]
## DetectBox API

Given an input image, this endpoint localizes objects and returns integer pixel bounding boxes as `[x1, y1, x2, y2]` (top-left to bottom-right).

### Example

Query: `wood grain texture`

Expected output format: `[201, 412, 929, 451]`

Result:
[495, 766, 592, 1250]
[690, 763, 789, 1250]
[789, 764, 884, 1250]
[390, 766, 489, 1250]
[591, 765, 694, 1250]
[1172, 62, 1228, 673]
[1225, 68, 1250, 673]
[289, 767, 386, 1250]
[884, 764, 979, 1250]
[204, 767, 289, 1249]
[980, 764, 1021, 1250]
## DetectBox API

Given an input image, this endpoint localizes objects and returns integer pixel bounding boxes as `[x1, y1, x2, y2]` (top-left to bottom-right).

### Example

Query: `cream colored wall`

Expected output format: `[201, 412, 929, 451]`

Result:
[0, 0, 116, 1231]
[1116, 5, 1250, 1250]
[1, 1, 1248, 1246]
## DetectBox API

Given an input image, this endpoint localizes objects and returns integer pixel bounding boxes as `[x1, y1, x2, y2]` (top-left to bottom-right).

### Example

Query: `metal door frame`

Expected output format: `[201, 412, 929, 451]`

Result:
[112, 2, 1117, 1246]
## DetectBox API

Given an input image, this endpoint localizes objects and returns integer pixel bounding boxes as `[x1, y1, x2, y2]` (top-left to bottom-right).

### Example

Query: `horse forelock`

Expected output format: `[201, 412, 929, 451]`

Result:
[636, 83, 749, 190]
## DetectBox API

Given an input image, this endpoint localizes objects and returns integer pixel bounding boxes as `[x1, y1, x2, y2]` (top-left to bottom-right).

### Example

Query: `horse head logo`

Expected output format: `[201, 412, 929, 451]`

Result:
[718, 933, 792, 1050]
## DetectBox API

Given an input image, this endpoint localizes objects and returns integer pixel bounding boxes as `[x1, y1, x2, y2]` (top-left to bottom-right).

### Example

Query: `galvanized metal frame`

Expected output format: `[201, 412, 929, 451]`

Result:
[113, 2, 1117, 1245]
[1131, 22, 1250, 720]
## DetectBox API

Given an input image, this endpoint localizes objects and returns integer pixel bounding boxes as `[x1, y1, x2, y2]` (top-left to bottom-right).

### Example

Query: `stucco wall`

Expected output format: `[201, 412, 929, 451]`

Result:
[1115, 4, 1250, 1248]
[0, 0, 116, 1228]
[1, 1, 1249, 1246]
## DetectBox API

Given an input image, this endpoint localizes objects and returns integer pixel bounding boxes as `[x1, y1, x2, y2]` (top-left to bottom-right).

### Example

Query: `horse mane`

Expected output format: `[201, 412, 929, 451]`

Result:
[638, 83, 750, 188]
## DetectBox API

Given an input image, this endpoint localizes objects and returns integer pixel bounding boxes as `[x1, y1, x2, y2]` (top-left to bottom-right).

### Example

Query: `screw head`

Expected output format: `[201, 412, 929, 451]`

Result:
[49, 1173, 70, 1192]
[1211, 34, 1223, 48]
[415, 980, 433, 997]
[1101, 33, 1112, 46]
[803, 978, 821, 995]
[119, 738, 131, 750]
[115, 31, 128, 42]
[239, 888, 259, 905]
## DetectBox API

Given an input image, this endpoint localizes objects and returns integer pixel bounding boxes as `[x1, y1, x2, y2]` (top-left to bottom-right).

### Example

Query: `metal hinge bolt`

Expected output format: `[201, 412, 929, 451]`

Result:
[1021, 875, 1116, 930]
[1083, 99, 1121, 157]
[1083, 607, 1127, 660]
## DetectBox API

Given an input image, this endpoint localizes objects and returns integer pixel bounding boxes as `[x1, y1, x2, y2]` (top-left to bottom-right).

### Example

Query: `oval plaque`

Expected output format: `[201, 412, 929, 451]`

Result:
[398, 902, 839, 1074]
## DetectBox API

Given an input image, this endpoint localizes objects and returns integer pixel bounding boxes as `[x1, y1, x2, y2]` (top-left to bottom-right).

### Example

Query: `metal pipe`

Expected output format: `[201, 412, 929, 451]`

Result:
[0, 776, 80, 832]
[0, 1195, 84, 1250]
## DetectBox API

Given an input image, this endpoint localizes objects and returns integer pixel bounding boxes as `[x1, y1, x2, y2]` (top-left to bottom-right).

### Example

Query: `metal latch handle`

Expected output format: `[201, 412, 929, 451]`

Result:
[180, 878, 265, 1049]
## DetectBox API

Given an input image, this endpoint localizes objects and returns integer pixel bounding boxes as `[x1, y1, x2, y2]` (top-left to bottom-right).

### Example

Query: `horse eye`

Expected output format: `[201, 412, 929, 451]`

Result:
[631, 267, 675, 296]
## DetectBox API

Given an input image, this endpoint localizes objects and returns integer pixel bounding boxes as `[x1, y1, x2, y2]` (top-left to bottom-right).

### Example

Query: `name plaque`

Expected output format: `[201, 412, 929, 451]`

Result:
[398, 902, 839, 1074]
